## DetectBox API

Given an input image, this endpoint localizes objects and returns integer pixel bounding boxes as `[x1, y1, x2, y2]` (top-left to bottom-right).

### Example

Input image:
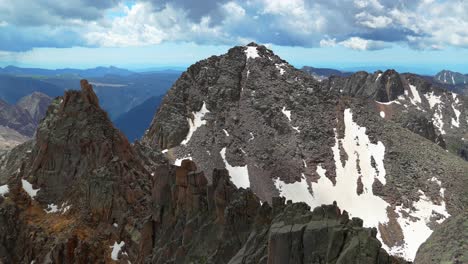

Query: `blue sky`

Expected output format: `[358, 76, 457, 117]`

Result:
[1, 0, 467, 74]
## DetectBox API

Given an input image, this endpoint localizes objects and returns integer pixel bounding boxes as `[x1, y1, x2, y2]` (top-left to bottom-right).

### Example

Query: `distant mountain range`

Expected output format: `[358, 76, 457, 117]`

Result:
[0, 92, 52, 151]
[0, 66, 180, 120]
[434, 70, 468, 85]
[301, 66, 353, 81]
[0, 65, 134, 78]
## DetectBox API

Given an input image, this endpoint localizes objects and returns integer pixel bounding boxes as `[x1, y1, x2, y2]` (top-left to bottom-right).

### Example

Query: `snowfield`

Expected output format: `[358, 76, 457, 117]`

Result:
[220, 147, 250, 189]
[181, 102, 210, 145]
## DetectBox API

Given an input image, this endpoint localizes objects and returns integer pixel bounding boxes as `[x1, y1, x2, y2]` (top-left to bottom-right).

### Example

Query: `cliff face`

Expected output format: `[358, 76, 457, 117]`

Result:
[0, 79, 405, 263]
[0, 80, 153, 263]
[143, 43, 468, 261]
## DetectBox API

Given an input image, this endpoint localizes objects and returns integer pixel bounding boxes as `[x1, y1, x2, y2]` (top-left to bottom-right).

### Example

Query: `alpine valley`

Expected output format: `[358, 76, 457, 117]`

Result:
[0, 44, 466, 264]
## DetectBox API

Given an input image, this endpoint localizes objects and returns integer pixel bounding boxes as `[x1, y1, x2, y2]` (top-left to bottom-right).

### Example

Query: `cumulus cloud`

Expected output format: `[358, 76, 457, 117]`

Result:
[0, 0, 468, 51]
[340, 37, 388, 50]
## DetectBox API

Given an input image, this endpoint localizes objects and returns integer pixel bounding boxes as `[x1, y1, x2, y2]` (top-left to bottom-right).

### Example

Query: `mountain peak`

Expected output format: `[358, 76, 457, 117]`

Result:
[79, 79, 100, 107]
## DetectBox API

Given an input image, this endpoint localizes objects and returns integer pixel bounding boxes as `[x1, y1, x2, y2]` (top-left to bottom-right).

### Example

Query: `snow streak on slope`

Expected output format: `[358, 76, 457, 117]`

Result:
[376, 73, 382, 82]
[408, 84, 422, 109]
[274, 173, 314, 205]
[310, 109, 389, 228]
[451, 94, 461, 128]
[110, 241, 125, 260]
[181, 102, 210, 145]
[220, 147, 250, 189]
[282, 107, 300, 132]
[424, 92, 446, 134]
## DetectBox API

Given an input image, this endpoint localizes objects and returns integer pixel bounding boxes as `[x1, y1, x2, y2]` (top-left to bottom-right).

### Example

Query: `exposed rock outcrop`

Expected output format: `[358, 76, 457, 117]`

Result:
[0, 79, 406, 263]
[0, 80, 153, 263]
[147, 159, 406, 264]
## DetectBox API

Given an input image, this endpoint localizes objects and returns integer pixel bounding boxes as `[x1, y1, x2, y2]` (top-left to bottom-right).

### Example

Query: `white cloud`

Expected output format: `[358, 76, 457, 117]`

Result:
[340, 37, 388, 51]
[354, 0, 384, 11]
[320, 37, 337, 47]
[356, 12, 392, 28]
[85, 2, 230, 47]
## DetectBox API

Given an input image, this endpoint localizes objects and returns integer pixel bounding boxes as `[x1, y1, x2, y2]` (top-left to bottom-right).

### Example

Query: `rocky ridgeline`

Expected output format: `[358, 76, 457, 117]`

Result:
[0, 80, 406, 263]
[320, 70, 468, 160]
[143, 43, 467, 261]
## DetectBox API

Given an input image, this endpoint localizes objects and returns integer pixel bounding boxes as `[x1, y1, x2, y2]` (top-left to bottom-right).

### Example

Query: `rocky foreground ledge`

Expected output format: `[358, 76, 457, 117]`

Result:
[0, 80, 408, 263]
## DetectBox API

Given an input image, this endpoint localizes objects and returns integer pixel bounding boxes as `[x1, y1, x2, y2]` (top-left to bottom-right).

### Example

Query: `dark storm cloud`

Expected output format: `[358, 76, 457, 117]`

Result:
[145, 0, 231, 23]
[0, 26, 86, 52]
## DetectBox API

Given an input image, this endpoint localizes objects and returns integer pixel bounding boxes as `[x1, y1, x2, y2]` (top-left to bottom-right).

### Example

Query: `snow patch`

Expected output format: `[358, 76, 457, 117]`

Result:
[22, 179, 39, 199]
[380, 111, 385, 118]
[220, 147, 250, 189]
[174, 156, 192, 166]
[161, 149, 168, 154]
[391, 189, 450, 260]
[424, 92, 442, 109]
[244, 46, 260, 60]
[45, 204, 59, 213]
[282, 107, 300, 132]
[0, 184, 8, 196]
[181, 102, 210, 145]
[223, 129, 230, 136]
[110, 241, 125, 261]
[274, 173, 314, 205]
[45, 202, 70, 214]
[281, 107, 291, 121]
[275, 63, 286, 75]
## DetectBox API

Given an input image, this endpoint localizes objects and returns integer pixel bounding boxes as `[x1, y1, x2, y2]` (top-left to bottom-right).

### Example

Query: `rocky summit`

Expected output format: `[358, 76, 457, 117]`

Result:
[0, 78, 406, 263]
[144, 43, 468, 261]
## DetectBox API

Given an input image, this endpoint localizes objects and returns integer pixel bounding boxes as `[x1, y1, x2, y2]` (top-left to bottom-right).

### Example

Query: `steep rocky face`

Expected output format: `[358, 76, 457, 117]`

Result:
[0, 79, 404, 263]
[323, 70, 468, 160]
[322, 70, 405, 102]
[0, 80, 153, 263]
[144, 43, 468, 261]
[414, 211, 468, 264]
[148, 160, 405, 264]
[17, 91, 53, 124]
